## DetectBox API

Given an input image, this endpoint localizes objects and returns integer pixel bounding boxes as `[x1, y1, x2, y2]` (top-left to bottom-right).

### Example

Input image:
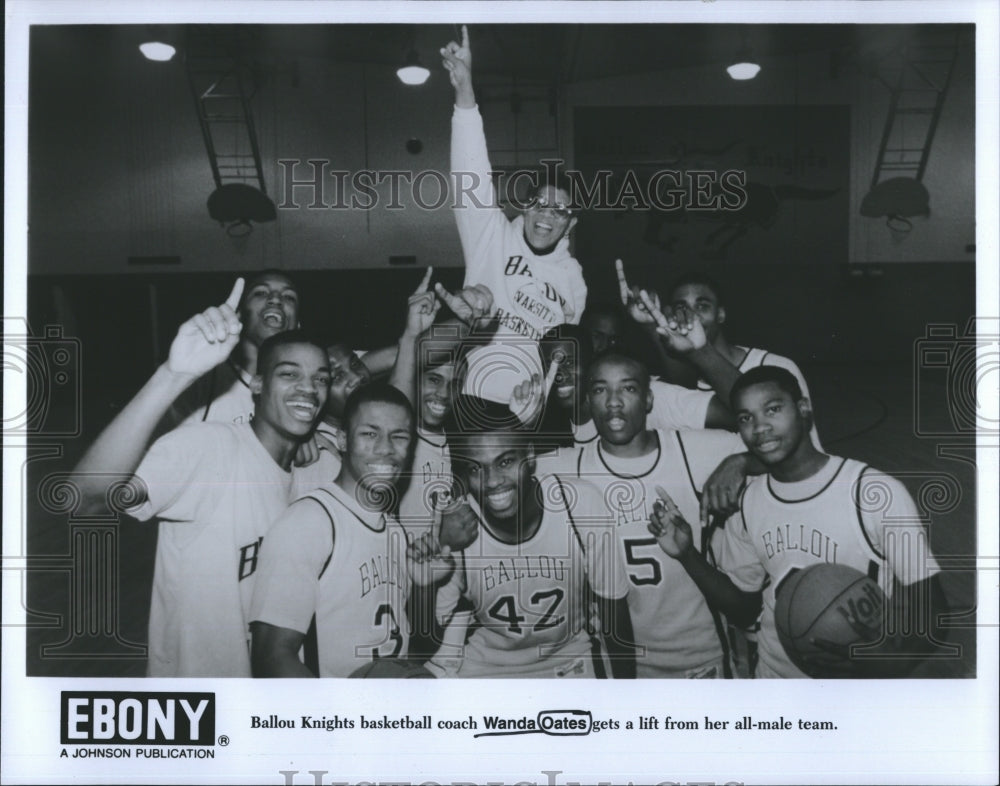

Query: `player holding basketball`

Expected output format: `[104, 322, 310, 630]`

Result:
[442, 25, 587, 403]
[72, 280, 332, 677]
[648, 366, 946, 678]
[249, 384, 454, 677]
[434, 396, 635, 678]
[565, 351, 747, 677]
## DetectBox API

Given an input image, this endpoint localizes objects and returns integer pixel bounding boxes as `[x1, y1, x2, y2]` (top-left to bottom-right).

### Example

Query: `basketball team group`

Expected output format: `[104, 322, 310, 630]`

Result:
[72, 27, 947, 680]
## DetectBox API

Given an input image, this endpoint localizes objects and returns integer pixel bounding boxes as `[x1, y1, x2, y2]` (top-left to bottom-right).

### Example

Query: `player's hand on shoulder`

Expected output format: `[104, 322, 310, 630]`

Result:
[167, 278, 244, 377]
[648, 485, 694, 559]
[700, 453, 749, 525]
[440, 24, 473, 91]
[406, 528, 456, 588]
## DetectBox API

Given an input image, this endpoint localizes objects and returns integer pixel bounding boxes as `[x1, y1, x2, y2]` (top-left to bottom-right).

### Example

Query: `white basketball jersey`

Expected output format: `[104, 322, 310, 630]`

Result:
[302, 485, 412, 677]
[717, 457, 885, 678]
[454, 474, 599, 678]
[397, 429, 452, 531]
[577, 429, 744, 677]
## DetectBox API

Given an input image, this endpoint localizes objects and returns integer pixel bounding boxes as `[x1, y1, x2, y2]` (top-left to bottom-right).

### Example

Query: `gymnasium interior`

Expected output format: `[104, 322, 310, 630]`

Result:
[15, 22, 981, 678]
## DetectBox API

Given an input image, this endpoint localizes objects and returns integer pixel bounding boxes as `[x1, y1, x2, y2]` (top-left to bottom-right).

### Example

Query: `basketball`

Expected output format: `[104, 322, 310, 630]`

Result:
[348, 659, 436, 679]
[774, 563, 887, 677]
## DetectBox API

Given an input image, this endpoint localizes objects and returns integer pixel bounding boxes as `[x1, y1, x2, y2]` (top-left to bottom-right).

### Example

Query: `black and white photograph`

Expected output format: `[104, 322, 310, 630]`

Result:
[3, 1, 998, 784]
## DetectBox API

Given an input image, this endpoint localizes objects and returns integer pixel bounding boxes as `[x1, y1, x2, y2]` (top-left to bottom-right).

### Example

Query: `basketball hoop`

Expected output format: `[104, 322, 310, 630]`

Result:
[860, 177, 929, 246]
[886, 214, 912, 243]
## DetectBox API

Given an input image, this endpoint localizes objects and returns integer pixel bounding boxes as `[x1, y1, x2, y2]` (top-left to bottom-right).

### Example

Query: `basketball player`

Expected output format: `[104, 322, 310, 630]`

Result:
[302, 269, 439, 492]
[667, 271, 822, 449]
[72, 279, 332, 677]
[568, 351, 747, 677]
[390, 271, 478, 544]
[647, 366, 946, 678]
[442, 25, 587, 403]
[582, 304, 626, 355]
[616, 260, 741, 424]
[165, 269, 300, 428]
[616, 261, 811, 523]
[249, 384, 451, 677]
[309, 274, 488, 552]
[539, 324, 732, 451]
[161, 269, 340, 477]
[313, 269, 469, 462]
[395, 356, 482, 547]
[434, 396, 635, 678]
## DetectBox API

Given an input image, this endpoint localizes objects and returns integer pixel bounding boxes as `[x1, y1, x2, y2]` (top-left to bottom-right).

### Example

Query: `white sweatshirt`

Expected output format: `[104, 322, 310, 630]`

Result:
[451, 105, 588, 402]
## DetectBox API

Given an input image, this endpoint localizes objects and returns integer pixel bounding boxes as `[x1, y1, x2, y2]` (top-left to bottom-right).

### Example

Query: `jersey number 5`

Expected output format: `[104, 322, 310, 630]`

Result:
[624, 538, 663, 586]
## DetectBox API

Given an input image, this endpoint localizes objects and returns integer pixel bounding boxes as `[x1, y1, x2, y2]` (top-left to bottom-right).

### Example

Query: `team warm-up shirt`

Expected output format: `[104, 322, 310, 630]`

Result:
[437, 474, 616, 678]
[451, 105, 588, 403]
[695, 347, 822, 448]
[126, 422, 296, 677]
[249, 482, 412, 677]
[715, 456, 941, 678]
[568, 379, 714, 447]
[397, 428, 452, 531]
[575, 429, 746, 677]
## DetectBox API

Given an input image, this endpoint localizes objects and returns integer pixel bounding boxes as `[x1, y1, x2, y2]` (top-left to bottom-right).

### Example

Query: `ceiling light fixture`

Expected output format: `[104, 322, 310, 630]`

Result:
[139, 41, 176, 62]
[397, 49, 430, 86]
[727, 60, 761, 80]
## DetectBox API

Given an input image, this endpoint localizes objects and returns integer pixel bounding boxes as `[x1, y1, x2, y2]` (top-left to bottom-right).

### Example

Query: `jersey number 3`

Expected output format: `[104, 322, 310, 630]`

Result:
[371, 603, 403, 659]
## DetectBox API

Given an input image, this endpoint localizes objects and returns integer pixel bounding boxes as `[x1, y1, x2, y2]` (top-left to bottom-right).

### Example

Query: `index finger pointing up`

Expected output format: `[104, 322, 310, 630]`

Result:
[639, 290, 669, 331]
[224, 278, 245, 311]
[461, 24, 469, 49]
[415, 266, 433, 294]
[654, 485, 679, 511]
[615, 259, 630, 305]
[543, 356, 559, 397]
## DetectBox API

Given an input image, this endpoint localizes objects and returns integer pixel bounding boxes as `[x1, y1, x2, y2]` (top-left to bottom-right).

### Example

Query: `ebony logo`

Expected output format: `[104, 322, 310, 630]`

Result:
[60, 692, 216, 745]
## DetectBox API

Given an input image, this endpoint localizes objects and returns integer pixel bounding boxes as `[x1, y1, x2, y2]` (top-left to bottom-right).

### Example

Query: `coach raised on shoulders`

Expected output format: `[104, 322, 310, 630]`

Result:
[442, 25, 587, 404]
